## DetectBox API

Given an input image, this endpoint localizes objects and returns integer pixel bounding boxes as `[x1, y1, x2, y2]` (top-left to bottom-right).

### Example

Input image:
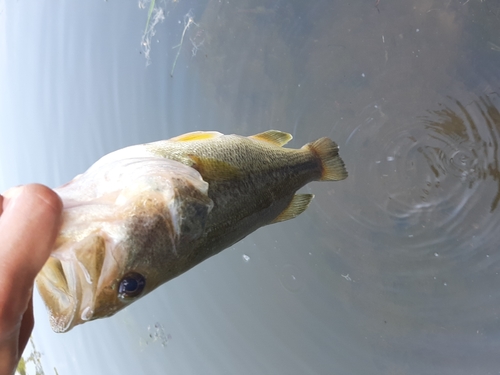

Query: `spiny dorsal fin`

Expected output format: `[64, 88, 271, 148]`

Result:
[271, 194, 314, 223]
[170, 131, 222, 142]
[250, 130, 293, 147]
[305, 138, 348, 181]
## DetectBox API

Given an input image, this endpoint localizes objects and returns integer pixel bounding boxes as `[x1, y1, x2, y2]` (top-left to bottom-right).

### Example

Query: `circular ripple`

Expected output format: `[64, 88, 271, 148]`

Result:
[338, 94, 500, 256]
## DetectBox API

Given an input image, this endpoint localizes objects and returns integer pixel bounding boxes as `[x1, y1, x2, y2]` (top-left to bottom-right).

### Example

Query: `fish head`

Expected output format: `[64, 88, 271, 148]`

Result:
[36, 156, 212, 332]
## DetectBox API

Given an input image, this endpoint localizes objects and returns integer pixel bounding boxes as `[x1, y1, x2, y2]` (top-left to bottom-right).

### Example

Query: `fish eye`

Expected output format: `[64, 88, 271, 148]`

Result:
[118, 272, 146, 300]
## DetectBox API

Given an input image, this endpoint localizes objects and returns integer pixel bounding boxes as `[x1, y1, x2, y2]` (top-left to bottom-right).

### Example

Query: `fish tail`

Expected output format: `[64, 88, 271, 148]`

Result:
[306, 138, 348, 181]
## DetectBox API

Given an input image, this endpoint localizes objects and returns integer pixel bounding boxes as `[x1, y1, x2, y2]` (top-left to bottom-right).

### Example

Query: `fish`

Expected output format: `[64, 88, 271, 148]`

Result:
[35, 130, 347, 332]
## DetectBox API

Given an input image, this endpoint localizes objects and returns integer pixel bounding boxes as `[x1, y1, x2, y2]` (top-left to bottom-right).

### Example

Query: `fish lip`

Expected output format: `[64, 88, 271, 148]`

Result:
[36, 256, 81, 333]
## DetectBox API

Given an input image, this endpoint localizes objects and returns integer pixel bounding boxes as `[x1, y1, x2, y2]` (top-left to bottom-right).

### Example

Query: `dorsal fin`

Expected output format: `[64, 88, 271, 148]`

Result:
[250, 130, 293, 147]
[271, 194, 314, 223]
[170, 131, 222, 142]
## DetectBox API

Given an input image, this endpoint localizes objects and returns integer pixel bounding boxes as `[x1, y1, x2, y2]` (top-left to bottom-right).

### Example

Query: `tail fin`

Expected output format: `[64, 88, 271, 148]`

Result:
[307, 137, 348, 181]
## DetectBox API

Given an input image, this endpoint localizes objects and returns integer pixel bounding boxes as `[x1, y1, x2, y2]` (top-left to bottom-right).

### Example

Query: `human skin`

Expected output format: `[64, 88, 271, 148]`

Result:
[0, 184, 62, 375]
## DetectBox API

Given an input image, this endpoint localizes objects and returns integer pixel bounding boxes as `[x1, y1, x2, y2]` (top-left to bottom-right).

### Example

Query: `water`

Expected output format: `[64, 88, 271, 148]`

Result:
[2, 0, 500, 374]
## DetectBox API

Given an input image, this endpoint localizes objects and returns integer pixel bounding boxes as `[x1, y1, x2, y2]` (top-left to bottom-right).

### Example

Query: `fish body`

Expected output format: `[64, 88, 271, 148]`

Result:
[36, 130, 347, 332]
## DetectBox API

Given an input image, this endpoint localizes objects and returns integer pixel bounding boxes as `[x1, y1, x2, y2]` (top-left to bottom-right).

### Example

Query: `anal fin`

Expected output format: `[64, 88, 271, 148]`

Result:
[271, 194, 314, 223]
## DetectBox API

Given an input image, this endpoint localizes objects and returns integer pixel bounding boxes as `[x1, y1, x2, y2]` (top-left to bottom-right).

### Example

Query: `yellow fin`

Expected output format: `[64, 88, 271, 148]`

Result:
[306, 138, 348, 181]
[188, 155, 241, 181]
[170, 131, 222, 142]
[271, 194, 314, 223]
[250, 130, 293, 147]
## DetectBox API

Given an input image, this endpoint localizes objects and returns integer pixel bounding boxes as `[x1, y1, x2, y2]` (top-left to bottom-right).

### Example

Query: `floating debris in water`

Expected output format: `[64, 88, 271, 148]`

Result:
[146, 322, 172, 347]
[139, 0, 165, 66]
[341, 273, 352, 281]
[487, 41, 500, 52]
[171, 11, 202, 77]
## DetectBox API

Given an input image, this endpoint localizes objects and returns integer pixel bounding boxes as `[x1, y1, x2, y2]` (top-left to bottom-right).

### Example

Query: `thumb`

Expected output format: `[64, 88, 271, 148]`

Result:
[0, 184, 62, 331]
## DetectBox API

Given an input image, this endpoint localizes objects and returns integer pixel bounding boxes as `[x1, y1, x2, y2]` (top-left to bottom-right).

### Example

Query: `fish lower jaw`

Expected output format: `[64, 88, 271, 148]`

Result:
[48, 309, 76, 333]
[36, 257, 81, 333]
[38, 281, 79, 333]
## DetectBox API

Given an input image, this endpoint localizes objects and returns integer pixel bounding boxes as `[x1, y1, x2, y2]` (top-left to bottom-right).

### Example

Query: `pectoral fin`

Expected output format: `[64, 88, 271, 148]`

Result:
[271, 194, 314, 223]
[250, 130, 293, 147]
[188, 155, 242, 181]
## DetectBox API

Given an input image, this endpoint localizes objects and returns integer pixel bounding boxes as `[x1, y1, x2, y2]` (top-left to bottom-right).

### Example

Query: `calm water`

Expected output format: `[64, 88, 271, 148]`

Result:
[2, 0, 500, 374]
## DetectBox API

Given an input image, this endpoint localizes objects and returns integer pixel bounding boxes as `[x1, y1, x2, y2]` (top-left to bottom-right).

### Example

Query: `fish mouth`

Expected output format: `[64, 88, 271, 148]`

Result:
[36, 233, 120, 332]
[36, 256, 82, 333]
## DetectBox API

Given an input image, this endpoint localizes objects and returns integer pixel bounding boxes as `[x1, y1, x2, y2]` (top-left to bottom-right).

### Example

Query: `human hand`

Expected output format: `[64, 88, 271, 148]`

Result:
[0, 184, 62, 375]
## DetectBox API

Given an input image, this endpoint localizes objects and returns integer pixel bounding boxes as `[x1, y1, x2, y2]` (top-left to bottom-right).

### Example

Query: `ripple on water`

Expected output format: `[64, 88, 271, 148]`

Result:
[279, 264, 304, 293]
[341, 94, 500, 260]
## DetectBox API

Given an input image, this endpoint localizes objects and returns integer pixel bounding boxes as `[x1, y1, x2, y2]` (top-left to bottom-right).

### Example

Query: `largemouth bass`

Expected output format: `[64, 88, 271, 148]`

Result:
[36, 130, 347, 332]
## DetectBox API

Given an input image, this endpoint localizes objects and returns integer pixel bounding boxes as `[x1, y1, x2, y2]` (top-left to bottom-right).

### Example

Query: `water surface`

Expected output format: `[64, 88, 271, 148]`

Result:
[2, 0, 500, 374]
